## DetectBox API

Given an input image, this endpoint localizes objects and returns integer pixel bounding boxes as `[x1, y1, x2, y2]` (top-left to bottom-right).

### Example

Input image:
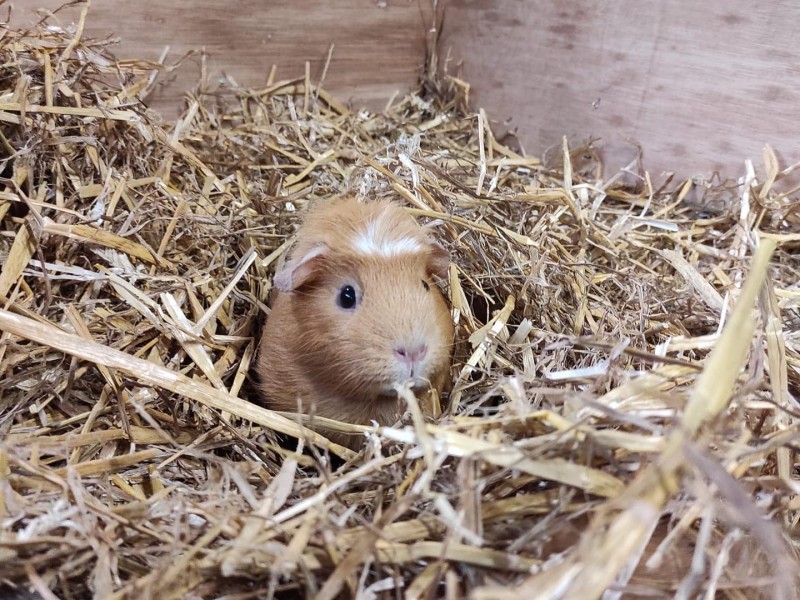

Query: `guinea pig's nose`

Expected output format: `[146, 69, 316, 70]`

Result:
[395, 343, 428, 364]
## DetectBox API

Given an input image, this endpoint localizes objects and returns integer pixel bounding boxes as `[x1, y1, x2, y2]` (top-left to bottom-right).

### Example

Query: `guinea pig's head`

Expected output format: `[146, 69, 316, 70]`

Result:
[273, 197, 454, 401]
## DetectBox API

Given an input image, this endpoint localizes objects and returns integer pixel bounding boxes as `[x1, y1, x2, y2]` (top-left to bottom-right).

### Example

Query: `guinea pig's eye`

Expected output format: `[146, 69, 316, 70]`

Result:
[422, 280, 430, 292]
[337, 284, 358, 310]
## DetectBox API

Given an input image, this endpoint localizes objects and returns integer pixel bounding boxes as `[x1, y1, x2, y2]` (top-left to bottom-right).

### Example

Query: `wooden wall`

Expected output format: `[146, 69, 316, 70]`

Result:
[11, 0, 800, 179]
[10, 0, 432, 119]
[439, 0, 800, 180]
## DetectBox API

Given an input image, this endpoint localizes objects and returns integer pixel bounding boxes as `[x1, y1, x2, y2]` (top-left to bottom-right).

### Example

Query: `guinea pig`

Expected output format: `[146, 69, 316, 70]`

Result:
[256, 196, 455, 449]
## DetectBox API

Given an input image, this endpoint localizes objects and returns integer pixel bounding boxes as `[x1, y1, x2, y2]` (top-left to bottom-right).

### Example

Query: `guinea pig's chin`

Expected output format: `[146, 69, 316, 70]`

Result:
[376, 381, 400, 396]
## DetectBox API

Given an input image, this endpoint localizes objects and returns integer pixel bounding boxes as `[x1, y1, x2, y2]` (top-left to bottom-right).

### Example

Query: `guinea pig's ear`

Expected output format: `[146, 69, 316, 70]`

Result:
[273, 244, 329, 292]
[425, 240, 451, 278]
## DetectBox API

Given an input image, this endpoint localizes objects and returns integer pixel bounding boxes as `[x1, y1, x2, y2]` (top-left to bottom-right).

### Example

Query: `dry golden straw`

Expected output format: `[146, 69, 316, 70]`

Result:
[1, 4, 799, 599]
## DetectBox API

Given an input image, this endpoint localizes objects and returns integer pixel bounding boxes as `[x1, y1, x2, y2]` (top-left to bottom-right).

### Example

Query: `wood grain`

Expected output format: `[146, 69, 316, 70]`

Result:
[11, 0, 432, 119]
[12, 1, 800, 178]
[440, 0, 800, 179]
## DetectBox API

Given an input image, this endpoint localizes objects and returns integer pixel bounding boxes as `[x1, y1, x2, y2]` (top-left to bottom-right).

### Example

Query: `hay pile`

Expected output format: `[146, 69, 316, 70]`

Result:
[2, 6, 800, 600]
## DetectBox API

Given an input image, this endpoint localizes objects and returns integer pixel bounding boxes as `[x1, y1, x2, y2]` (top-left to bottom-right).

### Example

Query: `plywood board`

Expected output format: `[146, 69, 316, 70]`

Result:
[12, 0, 800, 179]
[10, 0, 432, 120]
[441, 0, 800, 179]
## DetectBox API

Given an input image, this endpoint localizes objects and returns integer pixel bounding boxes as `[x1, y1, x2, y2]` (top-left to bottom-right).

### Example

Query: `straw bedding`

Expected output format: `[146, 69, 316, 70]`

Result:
[1, 6, 799, 600]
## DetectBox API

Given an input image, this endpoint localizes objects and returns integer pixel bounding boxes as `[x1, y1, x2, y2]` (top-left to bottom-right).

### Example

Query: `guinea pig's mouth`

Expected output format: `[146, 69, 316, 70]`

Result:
[379, 378, 431, 397]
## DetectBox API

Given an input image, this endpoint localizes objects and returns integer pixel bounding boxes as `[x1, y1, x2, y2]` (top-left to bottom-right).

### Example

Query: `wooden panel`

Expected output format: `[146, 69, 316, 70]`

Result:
[11, 0, 431, 120]
[14, 1, 800, 179]
[441, 0, 800, 179]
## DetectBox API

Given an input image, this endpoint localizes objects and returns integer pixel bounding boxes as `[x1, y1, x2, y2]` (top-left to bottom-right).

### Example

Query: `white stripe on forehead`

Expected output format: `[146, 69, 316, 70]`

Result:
[352, 219, 423, 258]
